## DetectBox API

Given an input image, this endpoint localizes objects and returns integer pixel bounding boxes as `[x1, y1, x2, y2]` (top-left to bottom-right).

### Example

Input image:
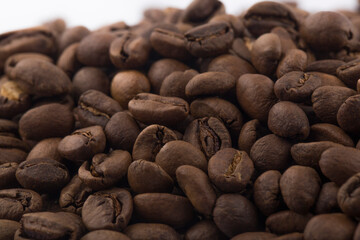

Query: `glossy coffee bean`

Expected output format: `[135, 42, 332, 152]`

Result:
[238, 119, 269, 155]
[82, 188, 133, 231]
[276, 49, 307, 78]
[81, 230, 130, 240]
[337, 172, 360, 218]
[160, 69, 198, 100]
[266, 210, 312, 235]
[16, 158, 70, 193]
[4, 53, 52, 77]
[337, 94, 360, 134]
[305, 59, 345, 76]
[182, 0, 224, 23]
[26, 138, 62, 162]
[315, 182, 339, 214]
[124, 223, 180, 240]
[0, 188, 42, 221]
[308, 123, 354, 147]
[337, 59, 360, 89]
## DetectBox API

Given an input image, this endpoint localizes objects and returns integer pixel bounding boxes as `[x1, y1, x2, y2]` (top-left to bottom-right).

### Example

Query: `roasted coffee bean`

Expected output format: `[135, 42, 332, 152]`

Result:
[110, 33, 151, 69]
[291, 141, 342, 169]
[0, 188, 42, 221]
[231, 232, 277, 240]
[236, 74, 277, 123]
[337, 94, 360, 134]
[57, 43, 82, 77]
[148, 58, 189, 94]
[208, 148, 254, 193]
[124, 223, 180, 240]
[76, 90, 122, 128]
[105, 111, 140, 152]
[305, 59, 345, 76]
[26, 138, 62, 162]
[274, 233, 303, 240]
[0, 162, 19, 189]
[209, 14, 246, 38]
[72, 67, 110, 100]
[251, 33, 282, 77]
[82, 188, 133, 231]
[315, 182, 339, 214]
[184, 22, 234, 57]
[160, 69, 198, 100]
[250, 134, 292, 172]
[336, 58, 360, 89]
[304, 213, 357, 240]
[253, 170, 282, 216]
[59, 26, 90, 53]
[312, 86, 356, 124]
[15, 211, 86, 240]
[271, 26, 297, 54]
[132, 124, 178, 162]
[134, 193, 195, 229]
[58, 126, 106, 164]
[4, 53, 53, 77]
[78, 150, 131, 190]
[128, 93, 189, 127]
[19, 103, 74, 142]
[183, 117, 231, 159]
[128, 160, 173, 193]
[16, 158, 70, 193]
[76, 32, 116, 67]
[184, 220, 225, 240]
[59, 175, 92, 214]
[276, 49, 307, 78]
[230, 38, 252, 63]
[308, 123, 354, 147]
[238, 119, 269, 154]
[337, 172, 360, 217]
[213, 194, 258, 238]
[81, 230, 130, 240]
[244, 1, 298, 37]
[182, 0, 223, 23]
[185, 72, 235, 97]
[268, 101, 310, 140]
[0, 219, 20, 240]
[266, 210, 313, 235]
[190, 97, 243, 138]
[176, 165, 216, 216]
[280, 166, 321, 214]
[155, 140, 207, 179]
[0, 119, 18, 137]
[208, 54, 256, 80]
[0, 27, 56, 71]
[354, 223, 360, 240]
[111, 70, 150, 109]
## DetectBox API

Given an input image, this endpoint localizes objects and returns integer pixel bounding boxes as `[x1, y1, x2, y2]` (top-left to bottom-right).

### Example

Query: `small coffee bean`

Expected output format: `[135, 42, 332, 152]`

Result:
[124, 223, 180, 240]
[238, 119, 269, 155]
[59, 26, 90, 53]
[276, 49, 307, 78]
[182, 0, 224, 23]
[0, 119, 18, 137]
[184, 220, 225, 240]
[82, 188, 133, 231]
[0, 219, 20, 240]
[336, 58, 360, 89]
[4, 53, 53, 77]
[337, 94, 360, 134]
[231, 232, 277, 240]
[0, 162, 19, 189]
[308, 123, 354, 147]
[81, 230, 130, 240]
[26, 138, 62, 162]
[305, 59, 345, 76]
[271, 26, 297, 54]
[57, 43, 82, 77]
[315, 182, 339, 214]
[337, 172, 360, 217]
[160, 69, 198, 100]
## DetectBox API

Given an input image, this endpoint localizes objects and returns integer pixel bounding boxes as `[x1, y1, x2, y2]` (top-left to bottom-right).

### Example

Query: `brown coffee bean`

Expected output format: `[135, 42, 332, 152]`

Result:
[105, 112, 140, 152]
[59, 26, 90, 53]
[57, 43, 82, 77]
[111, 70, 150, 109]
[251, 33, 282, 77]
[337, 94, 360, 134]
[0, 162, 18, 189]
[236, 74, 277, 123]
[185, 72, 235, 97]
[128, 93, 189, 127]
[16, 158, 70, 193]
[0, 119, 18, 137]
[128, 160, 173, 193]
[238, 119, 269, 154]
[271, 26, 297, 54]
[304, 213, 357, 240]
[274, 233, 303, 240]
[0, 219, 20, 240]
[26, 138, 62, 162]
[291, 141, 343, 169]
[58, 126, 106, 164]
[250, 134, 292, 172]
[72, 67, 110, 100]
[76, 90, 122, 128]
[124, 223, 180, 240]
[266, 210, 313, 235]
[185, 22, 234, 57]
[4, 53, 53, 77]
[276, 49, 307, 78]
[280, 166, 321, 214]
[337, 172, 360, 217]
[0, 188, 42, 221]
[305, 59, 345, 76]
[79, 150, 131, 190]
[208, 54, 256, 79]
[213, 194, 258, 238]
[182, 0, 224, 23]
[134, 193, 195, 229]
[209, 14, 246, 38]
[76, 32, 116, 67]
[184, 220, 225, 240]
[253, 170, 282, 216]
[354, 223, 360, 240]
[315, 182, 339, 214]
[183, 117, 231, 159]
[268, 101, 310, 140]
[336, 58, 360, 89]
[308, 123, 354, 147]
[59, 175, 93, 215]
[81, 230, 130, 240]
[231, 232, 277, 240]
[208, 148, 254, 192]
[16, 211, 86, 240]
[19, 103, 74, 142]
[160, 70, 198, 100]
[230, 38, 252, 63]
[82, 188, 133, 231]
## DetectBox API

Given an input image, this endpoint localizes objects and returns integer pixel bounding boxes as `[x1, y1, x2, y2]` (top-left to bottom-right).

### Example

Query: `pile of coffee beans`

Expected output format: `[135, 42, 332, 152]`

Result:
[2, 0, 360, 239]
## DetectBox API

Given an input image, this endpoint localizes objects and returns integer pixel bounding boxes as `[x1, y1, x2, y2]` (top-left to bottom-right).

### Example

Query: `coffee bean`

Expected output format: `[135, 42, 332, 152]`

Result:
[81, 230, 130, 240]
[0, 219, 20, 240]
[0, 188, 42, 221]
[266, 210, 313, 235]
[337, 58, 360, 89]
[4, 53, 53, 77]
[271, 26, 297, 54]
[315, 182, 339, 214]
[238, 119, 269, 154]
[276, 49, 307, 78]
[0, 119, 18, 137]
[16, 158, 70, 193]
[305, 59, 345, 76]
[59, 26, 90, 53]
[134, 193, 195, 229]
[182, 0, 224, 23]
[160, 70, 198, 100]
[26, 138, 62, 162]
[308, 123, 354, 147]
[184, 220, 226, 240]
[0, 162, 19, 189]
[124, 223, 180, 240]
[231, 232, 277, 240]
[337, 94, 360, 134]
[337, 172, 360, 217]
[57, 43, 82, 77]
[82, 188, 133, 231]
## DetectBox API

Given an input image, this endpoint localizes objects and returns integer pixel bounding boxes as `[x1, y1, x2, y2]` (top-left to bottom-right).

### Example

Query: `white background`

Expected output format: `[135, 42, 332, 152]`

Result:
[0, 0, 357, 33]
